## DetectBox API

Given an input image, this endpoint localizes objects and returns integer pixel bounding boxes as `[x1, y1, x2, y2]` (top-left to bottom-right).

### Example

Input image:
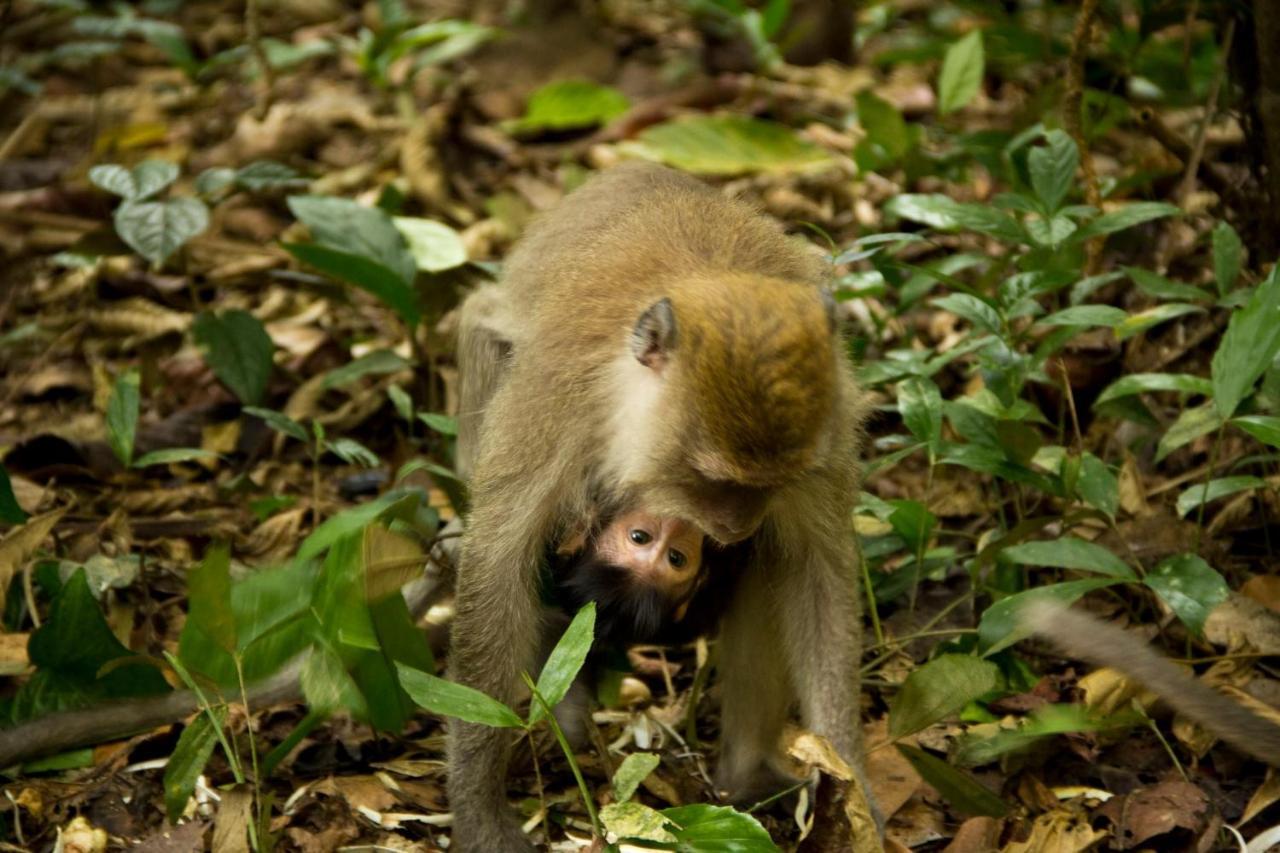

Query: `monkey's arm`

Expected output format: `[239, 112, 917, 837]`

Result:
[1021, 599, 1280, 766]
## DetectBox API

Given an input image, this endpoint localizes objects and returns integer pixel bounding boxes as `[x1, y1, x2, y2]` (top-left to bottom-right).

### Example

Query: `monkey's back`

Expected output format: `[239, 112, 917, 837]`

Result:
[501, 163, 829, 357]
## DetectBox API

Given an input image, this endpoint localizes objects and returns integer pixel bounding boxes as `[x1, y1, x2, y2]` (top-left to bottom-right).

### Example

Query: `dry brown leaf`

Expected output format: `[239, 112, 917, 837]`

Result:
[1095, 780, 1211, 850]
[89, 297, 188, 340]
[1117, 450, 1151, 517]
[0, 507, 66, 612]
[1240, 575, 1280, 612]
[1205, 593, 1280, 654]
[1000, 805, 1108, 852]
[210, 785, 253, 853]
[942, 816, 1004, 853]
[363, 523, 424, 601]
[1078, 667, 1159, 716]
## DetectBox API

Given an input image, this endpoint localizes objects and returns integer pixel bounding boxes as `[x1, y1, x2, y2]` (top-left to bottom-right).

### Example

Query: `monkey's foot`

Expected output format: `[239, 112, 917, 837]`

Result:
[449, 812, 536, 853]
[715, 758, 808, 807]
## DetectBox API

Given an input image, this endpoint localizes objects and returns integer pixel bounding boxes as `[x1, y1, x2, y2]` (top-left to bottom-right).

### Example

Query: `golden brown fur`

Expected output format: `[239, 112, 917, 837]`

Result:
[449, 162, 870, 851]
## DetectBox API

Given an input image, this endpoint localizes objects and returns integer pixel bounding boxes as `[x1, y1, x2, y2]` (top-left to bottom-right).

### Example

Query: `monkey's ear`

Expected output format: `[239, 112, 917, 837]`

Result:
[631, 298, 677, 371]
[821, 289, 838, 334]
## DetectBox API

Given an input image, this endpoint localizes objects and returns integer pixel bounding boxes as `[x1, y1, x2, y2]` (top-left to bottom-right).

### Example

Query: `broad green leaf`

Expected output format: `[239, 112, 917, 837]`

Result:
[325, 437, 379, 467]
[242, 406, 308, 442]
[283, 242, 421, 327]
[418, 412, 458, 436]
[504, 79, 629, 135]
[1211, 266, 1280, 418]
[895, 745, 1007, 817]
[953, 703, 1110, 767]
[107, 368, 140, 468]
[1212, 221, 1243, 294]
[1155, 403, 1224, 462]
[286, 195, 417, 286]
[659, 804, 779, 851]
[622, 115, 829, 175]
[1027, 130, 1077, 214]
[886, 194, 1023, 242]
[1234, 414, 1280, 448]
[1076, 452, 1118, 518]
[235, 160, 305, 191]
[296, 490, 411, 561]
[1095, 373, 1212, 405]
[185, 544, 236, 653]
[1144, 554, 1230, 635]
[1174, 475, 1266, 518]
[1070, 202, 1180, 241]
[1113, 303, 1203, 341]
[601, 802, 676, 844]
[163, 706, 226, 822]
[938, 30, 984, 114]
[194, 167, 236, 196]
[889, 655, 999, 739]
[529, 603, 596, 725]
[898, 376, 943, 449]
[300, 642, 365, 716]
[89, 160, 178, 200]
[1124, 267, 1210, 302]
[1025, 214, 1076, 247]
[114, 197, 209, 265]
[322, 350, 412, 389]
[192, 310, 274, 405]
[978, 578, 1122, 654]
[0, 464, 28, 524]
[133, 448, 220, 467]
[392, 217, 468, 272]
[1036, 304, 1127, 328]
[1000, 537, 1133, 578]
[888, 500, 936, 554]
[932, 294, 1003, 335]
[854, 91, 912, 168]
[396, 663, 524, 728]
[613, 752, 661, 803]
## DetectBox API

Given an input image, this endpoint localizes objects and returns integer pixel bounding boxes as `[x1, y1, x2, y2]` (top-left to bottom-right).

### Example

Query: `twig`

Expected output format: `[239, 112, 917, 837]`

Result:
[1176, 20, 1235, 205]
[245, 0, 274, 120]
[1064, 0, 1102, 273]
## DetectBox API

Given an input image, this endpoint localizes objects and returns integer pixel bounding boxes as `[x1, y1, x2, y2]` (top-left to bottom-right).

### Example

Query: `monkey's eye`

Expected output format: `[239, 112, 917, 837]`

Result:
[668, 549, 687, 568]
[629, 529, 652, 545]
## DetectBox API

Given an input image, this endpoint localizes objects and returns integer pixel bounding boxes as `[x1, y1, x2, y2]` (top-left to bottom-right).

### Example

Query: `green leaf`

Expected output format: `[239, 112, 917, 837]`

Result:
[235, 160, 306, 191]
[1027, 130, 1077, 214]
[283, 242, 421, 327]
[898, 376, 943, 450]
[888, 500, 936, 554]
[89, 160, 178, 200]
[602, 801, 677, 844]
[932, 294, 1003, 335]
[621, 115, 829, 176]
[192, 310, 274, 405]
[889, 655, 1000, 739]
[1174, 476, 1266, 518]
[300, 644, 365, 716]
[114, 197, 209, 265]
[1212, 221, 1243, 295]
[1076, 452, 1118, 519]
[895, 745, 1007, 817]
[504, 79, 629, 135]
[133, 448, 220, 467]
[979, 579, 1123, 655]
[325, 437, 379, 467]
[613, 752, 661, 803]
[1113, 303, 1203, 341]
[1095, 373, 1212, 405]
[194, 167, 236, 196]
[1144, 554, 1230, 636]
[529, 602, 596, 725]
[391, 217, 468, 273]
[1124, 267, 1211, 302]
[242, 406, 309, 442]
[854, 91, 912, 168]
[107, 367, 140, 468]
[1025, 214, 1077, 247]
[1156, 403, 1224, 462]
[938, 30, 984, 114]
[418, 412, 458, 436]
[163, 706, 226, 822]
[186, 544, 237, 653]
[1234, 414, 1280, 448]
[321, 350, 412, 389]
[953, 703, 1111, 767]
[396, 663, 524, 728]
[286, 195, 417, 286]
[660, 803, 779, 851]
[0, 464, 28, 524]
[1000, 537, 1133, 578]
[1211, 266, 1280, 418]
[886, 194, 1023, 242]
[1036, 304, 1127, 328]
[1070, 202, 1180, 241]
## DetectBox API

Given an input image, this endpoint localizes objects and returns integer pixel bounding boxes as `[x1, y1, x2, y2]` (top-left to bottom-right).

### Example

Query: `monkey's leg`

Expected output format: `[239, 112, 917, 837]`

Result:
[715, 561, 798, 802]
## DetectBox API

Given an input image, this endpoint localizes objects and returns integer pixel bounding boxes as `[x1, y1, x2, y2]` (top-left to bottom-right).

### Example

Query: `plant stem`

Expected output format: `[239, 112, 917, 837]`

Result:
[532, 689, 601, 836]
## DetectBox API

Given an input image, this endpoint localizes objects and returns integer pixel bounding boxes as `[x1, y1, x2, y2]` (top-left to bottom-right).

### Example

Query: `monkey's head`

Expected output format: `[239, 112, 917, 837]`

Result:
[615, 275, 839, 544]
[557, 510, 706, 642]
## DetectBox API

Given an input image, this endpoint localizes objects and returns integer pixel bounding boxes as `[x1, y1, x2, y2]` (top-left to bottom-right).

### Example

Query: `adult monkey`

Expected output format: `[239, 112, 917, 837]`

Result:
[450, 162, 869, 851]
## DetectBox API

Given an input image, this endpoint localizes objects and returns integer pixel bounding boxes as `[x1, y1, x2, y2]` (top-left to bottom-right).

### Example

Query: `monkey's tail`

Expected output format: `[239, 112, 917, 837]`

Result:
[1020, 598, 1280, 767]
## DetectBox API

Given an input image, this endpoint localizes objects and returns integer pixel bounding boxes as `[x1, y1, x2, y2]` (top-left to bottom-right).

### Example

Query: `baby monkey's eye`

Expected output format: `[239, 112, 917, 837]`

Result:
[629, 529, 652, 544]
[668, 549, 686, 568]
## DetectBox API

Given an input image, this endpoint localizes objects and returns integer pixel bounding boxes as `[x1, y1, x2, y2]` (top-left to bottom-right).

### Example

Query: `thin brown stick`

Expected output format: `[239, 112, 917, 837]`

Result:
[1176, 20, 1236, 204]
[1064, 0, 1102, 273]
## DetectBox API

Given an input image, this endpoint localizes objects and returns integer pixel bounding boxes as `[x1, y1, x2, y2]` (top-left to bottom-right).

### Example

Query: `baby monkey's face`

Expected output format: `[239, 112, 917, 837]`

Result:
[596, 510, 704, 610]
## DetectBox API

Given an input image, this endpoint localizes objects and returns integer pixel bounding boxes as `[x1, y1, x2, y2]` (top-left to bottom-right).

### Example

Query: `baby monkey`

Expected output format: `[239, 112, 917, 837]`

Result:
[553, 509, 711, 644]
